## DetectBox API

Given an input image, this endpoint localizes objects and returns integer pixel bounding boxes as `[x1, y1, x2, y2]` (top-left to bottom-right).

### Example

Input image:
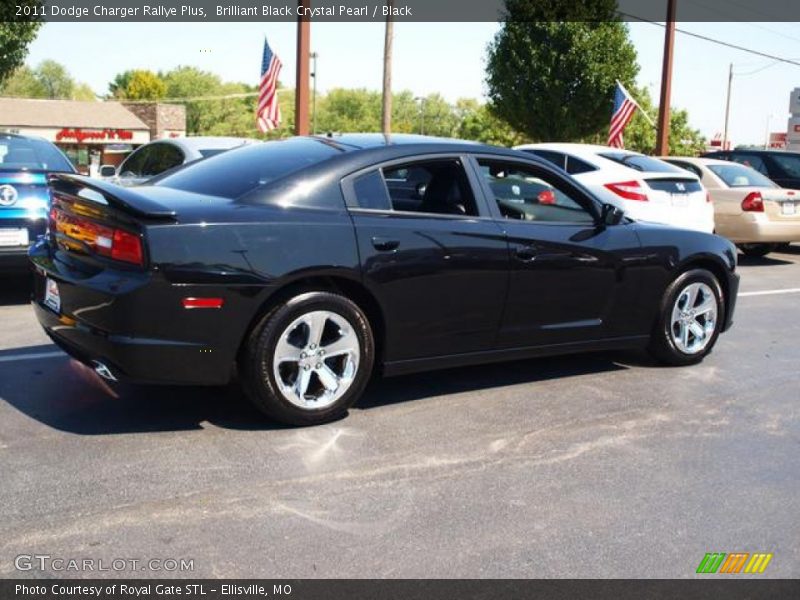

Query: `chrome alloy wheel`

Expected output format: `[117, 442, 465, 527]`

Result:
[272, 310, 361, 410]
[670, 282, 718, 355]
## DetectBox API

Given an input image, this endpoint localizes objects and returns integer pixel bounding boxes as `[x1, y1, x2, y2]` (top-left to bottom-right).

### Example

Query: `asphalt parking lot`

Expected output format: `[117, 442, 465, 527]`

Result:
[1, 247, 798, 579]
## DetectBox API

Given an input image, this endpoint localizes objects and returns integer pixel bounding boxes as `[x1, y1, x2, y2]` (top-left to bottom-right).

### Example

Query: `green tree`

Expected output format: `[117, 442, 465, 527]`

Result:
[0, 1, 43, 85]
[121, 70, 166, 100]
[0, 60, 97, 100]
[486, 0, 639, 141]
[0, 65, 44, 97]
[454, 98, 524, 147]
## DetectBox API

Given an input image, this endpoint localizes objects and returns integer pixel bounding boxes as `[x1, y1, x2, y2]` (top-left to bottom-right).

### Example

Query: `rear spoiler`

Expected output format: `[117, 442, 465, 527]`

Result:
[48, 173, 177, 219]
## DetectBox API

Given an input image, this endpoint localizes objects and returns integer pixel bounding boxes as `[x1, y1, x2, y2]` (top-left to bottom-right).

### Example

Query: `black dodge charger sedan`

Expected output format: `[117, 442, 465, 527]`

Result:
[30, 135, 739, 425]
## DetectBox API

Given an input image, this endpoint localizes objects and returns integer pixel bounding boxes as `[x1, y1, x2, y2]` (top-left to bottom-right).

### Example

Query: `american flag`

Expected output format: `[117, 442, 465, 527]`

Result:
[256, 38, 283, 132]
[607, 82, 638, 149]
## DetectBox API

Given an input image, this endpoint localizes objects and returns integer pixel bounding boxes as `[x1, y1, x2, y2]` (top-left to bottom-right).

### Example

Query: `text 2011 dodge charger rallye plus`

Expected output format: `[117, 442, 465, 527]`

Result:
[30, 135, 739, 426]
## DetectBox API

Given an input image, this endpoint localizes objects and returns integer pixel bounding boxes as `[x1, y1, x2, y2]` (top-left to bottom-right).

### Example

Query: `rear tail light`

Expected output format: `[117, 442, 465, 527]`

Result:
[604, 180, 649, 201]
[50, 206, 144, 265]
[741, 191, 764, 212]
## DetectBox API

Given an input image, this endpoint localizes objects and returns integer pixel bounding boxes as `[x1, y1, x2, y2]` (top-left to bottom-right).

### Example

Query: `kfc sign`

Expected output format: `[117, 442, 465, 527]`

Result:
[55, 128, 134, 143]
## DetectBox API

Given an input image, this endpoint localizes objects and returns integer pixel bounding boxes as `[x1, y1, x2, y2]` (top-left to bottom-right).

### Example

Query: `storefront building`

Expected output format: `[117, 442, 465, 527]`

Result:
[0, 98, 186, 175]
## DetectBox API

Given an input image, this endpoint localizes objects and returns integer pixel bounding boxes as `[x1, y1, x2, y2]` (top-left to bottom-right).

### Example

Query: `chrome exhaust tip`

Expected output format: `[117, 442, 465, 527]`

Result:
[92, 361, 118, 382]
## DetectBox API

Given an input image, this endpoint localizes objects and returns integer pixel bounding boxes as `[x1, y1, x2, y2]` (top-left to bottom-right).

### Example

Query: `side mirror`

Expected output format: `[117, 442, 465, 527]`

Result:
[99, 165, 116, 177]
[601, 203, 625, 226]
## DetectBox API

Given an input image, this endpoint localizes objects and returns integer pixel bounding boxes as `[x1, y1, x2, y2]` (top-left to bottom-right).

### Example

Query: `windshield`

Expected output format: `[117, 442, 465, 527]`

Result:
[599, 152, 684, 174]
[0, 135, 74, 172]
[155, 138, 343, 199]
[771, 153, 800, 178]
[708, 163, 777, 188]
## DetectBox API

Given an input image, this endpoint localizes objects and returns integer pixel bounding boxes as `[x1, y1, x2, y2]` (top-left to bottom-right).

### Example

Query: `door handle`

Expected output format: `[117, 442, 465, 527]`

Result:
[514, 245, 538, 262]
[371, 236, 400, 252]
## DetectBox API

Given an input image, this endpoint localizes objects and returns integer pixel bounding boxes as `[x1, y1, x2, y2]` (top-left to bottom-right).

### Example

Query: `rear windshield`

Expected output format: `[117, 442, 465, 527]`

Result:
[0, 135, 74, 172]
[155, 138, 342, 198]
[599, 152, 683, 174]
[770, 153, 800, 178]
[708, 163, 777, 188]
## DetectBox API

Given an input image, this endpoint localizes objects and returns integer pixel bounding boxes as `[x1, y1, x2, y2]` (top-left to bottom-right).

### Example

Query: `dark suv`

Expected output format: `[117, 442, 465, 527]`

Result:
[702, 149, 800, 189]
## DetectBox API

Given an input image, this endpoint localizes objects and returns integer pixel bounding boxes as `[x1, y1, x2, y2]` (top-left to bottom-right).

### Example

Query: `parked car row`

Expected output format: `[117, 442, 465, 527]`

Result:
[516, 143, 800, 257]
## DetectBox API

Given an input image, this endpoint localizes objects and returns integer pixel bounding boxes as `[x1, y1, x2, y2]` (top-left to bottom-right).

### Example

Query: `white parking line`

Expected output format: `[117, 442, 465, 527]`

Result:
[0, 351, 65, 364]
[739, 288, 800, 298]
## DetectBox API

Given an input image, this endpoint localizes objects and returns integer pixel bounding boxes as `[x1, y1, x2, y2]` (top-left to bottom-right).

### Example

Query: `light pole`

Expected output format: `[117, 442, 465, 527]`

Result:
[655, 0, 677, 156]
[310, 52, 318, 134]
[764, 113, 774, 149]
[723, 63, 733, 151]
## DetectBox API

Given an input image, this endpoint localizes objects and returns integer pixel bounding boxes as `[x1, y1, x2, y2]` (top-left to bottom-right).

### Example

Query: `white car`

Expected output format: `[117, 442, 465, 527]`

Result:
[514, 143, 714, 233]
[99, 137, 259, 187]
[663, 156, 800, 257]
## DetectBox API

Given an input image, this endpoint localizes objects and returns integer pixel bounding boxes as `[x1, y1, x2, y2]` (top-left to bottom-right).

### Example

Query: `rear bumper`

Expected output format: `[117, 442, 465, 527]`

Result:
[29, 240, 245, 386]
[719, 216, 800, 243]
[33, 300, 227, 385]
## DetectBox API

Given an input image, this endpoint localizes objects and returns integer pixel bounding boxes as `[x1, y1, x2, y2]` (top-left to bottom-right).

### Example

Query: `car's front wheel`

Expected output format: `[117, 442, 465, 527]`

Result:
[648, 269, 723, 366]
[241, 291, 374, 426]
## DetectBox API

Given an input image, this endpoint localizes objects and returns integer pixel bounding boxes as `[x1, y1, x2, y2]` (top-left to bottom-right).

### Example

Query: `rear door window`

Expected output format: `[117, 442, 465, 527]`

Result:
[522, 149, 567, 170]
[566, 156, 597, 175]
[729, 153, 768, 175]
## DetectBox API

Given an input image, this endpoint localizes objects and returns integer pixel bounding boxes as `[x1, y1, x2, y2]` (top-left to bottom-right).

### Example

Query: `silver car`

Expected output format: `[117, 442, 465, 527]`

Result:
[99, 137, 259, 186]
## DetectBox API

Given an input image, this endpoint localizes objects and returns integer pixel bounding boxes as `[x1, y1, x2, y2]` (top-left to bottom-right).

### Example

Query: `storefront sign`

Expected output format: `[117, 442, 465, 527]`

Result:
[55, 128, 134, 143]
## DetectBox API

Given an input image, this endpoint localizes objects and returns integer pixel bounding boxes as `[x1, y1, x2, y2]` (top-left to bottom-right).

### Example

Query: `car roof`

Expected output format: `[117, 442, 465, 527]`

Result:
[313, 133, 482, 150]
[515, 142, 640, 157]
[662, 156, 733, 168]
[706, 149, 800, 157]
[161, 136, 259, 151]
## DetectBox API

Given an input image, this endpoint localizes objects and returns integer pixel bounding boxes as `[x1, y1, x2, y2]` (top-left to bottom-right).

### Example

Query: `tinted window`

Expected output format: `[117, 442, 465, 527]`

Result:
[566, 156, 597, 175]
[523, 149, 566, 170]
[382, 159, 478, 216]
[352, 170, 391, 210]
[769, 154, 800, 178]
[708, 164, 777, 188]
[599, 152, 684, 174]
[142, 144, 184, 177]
[119, 147, 149, 177]
[0, 135, 74, 172]
[665, 160, 703, 178]
[478, 159, 594, 224]
[156, 138, 342, 199]
[729, 153, 768, 175]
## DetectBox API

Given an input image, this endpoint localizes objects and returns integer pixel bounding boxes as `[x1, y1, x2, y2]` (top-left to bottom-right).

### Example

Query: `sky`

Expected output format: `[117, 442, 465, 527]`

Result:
[22, 20, 800, 145]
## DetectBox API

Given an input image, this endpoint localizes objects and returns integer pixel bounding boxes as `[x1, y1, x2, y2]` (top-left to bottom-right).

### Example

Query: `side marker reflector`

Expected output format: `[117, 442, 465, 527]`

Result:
[182, 297, 224, 309]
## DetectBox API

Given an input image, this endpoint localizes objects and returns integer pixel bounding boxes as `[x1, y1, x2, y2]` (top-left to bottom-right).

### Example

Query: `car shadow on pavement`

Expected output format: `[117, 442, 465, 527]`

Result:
[0, 347, 289, 435]
[0, 273, 33, 307]
[0, 344, 636, 435]
[358, 352, 631, 410]
[736, 254, 794, 267]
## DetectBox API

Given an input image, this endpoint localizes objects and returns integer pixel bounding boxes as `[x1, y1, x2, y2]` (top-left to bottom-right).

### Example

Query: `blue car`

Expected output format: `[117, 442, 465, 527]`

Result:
[1, 133, 76, 273]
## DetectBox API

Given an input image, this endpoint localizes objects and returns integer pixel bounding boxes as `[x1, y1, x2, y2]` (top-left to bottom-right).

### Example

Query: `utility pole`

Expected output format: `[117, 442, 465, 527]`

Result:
[655, 0, 677, 155]
[381, 1, 394, 135]
[295, 0, 311, 136]
[722, 63, 733, 151]
[310, 52, 318, 134]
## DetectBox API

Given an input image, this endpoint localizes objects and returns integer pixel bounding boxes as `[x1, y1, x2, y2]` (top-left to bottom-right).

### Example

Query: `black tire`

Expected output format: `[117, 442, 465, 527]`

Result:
[738, 243, 777, 258]
[240, 291, 375, 426]
[648, 269, 724, 366]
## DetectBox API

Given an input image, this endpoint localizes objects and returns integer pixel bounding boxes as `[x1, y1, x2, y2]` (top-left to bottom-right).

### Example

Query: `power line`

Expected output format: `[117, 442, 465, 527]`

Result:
[118, 89, 292, 104]
[621, 13, 800, 68]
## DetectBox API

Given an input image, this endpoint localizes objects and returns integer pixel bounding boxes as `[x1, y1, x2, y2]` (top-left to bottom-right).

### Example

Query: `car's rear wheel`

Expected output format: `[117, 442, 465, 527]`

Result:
[241, 291, 374, 426]
[648, 269, 723, 366]
[738, 243, 777, 258]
